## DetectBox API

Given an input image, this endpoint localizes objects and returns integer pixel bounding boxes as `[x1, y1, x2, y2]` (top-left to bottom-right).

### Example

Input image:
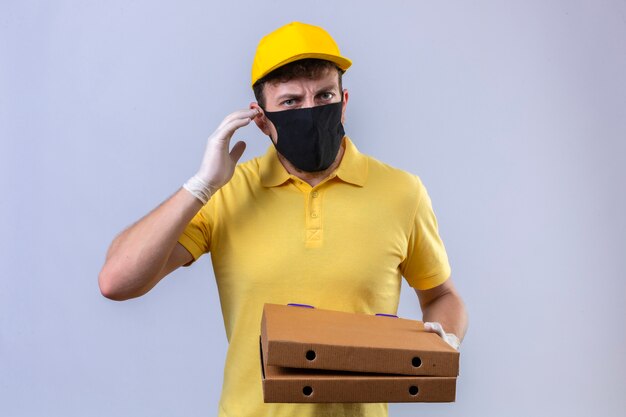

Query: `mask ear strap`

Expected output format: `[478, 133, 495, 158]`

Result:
[259, 107, 278, 145]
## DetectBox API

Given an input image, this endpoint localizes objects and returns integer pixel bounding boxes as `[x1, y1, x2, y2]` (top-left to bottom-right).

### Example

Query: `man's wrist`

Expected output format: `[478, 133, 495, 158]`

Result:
[182, 175, 216, 205]
[443, 333, 461, 350]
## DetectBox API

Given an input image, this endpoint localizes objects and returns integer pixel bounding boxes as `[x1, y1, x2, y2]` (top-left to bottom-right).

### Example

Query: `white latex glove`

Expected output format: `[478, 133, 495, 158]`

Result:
[424, 322, 461, 350]
[184, 108, 259, 204]
[196, 108, 259, 189]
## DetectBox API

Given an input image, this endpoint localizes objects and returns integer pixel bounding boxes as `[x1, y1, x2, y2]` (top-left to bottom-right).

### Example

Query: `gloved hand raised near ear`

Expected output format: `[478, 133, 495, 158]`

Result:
[183, 108, 260, 204]
[424, 322, 461, 350]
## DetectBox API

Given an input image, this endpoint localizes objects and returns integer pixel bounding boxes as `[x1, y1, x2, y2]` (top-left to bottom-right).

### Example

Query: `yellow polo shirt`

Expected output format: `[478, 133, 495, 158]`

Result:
[177, 135, 451, 417]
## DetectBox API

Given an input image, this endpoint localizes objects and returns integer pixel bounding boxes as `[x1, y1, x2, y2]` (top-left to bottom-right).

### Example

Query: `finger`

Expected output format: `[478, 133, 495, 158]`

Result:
[217, 111, 257, 135]
[213, 117, 253, 145]
[218, 108, 260, 130]
[229, 141, 246, 164]
[424, 322, 446, 339]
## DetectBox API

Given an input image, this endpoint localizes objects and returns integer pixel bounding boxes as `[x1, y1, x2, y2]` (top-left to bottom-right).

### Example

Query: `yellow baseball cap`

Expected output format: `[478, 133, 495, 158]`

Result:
[251, 21, 352, 88]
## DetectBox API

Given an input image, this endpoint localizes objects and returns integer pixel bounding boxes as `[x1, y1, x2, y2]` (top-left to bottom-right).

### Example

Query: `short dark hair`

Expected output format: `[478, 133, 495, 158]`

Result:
[253, 58, 345, 109]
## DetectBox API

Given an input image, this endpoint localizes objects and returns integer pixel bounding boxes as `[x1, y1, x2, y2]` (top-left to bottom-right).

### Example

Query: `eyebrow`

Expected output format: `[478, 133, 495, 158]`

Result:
[275, 84, 339, 101]
[275, 93, 301, 101]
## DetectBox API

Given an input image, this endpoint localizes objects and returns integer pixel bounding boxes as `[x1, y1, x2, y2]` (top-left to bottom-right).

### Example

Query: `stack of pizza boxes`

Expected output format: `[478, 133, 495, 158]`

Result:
[260, 303, 460, 403]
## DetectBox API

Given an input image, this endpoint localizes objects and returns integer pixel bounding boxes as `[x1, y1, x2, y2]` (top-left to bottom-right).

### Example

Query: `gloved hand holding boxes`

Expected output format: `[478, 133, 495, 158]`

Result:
[260, 303, 460, 403]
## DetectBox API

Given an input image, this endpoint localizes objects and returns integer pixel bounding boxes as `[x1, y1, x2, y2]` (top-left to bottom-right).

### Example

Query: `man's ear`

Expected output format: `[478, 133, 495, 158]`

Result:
[250, 102, 270, 134]
[250, 102, 276, 142]
[340, 89, 349, 124]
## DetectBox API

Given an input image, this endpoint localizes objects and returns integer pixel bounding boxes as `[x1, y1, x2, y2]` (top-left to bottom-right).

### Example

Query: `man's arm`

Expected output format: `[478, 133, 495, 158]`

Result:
[98, 108, 260, 301]
[98, 189, 200, 301]
[415, 278, 468, 343]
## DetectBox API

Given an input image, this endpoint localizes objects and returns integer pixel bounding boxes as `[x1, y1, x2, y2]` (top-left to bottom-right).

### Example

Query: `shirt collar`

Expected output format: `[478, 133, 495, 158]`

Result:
[259, 135, 368, 188]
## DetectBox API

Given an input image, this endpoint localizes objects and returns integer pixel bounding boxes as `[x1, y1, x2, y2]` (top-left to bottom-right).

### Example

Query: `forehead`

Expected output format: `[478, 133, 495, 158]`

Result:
[263, 67, 340, 99]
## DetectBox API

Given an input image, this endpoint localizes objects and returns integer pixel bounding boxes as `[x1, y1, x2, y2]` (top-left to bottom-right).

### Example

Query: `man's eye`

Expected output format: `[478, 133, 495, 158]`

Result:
[321, 92, 334, 100]
[282, 99, 296, 106]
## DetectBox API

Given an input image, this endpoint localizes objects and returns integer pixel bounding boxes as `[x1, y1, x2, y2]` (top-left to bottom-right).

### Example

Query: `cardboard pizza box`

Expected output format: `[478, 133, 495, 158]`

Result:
[260, 343, 457, 403]
[260, 303, 459, 377]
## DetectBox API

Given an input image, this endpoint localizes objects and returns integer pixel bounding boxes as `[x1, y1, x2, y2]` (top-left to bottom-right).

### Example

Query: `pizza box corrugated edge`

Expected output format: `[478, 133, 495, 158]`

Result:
[260, 303, 459, 377]
[260, 336, 457, 403]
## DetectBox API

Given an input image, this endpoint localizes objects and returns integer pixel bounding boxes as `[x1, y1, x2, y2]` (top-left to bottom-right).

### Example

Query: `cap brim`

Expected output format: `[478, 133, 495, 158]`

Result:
[253, 53, 352, 87]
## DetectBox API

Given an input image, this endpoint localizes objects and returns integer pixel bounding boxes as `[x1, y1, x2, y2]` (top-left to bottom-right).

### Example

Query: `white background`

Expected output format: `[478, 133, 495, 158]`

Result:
[1, 1, 625, 416]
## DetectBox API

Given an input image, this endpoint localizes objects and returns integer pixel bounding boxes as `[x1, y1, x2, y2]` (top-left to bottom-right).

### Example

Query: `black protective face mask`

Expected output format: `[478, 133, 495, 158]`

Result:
[262, 100, 345, 172]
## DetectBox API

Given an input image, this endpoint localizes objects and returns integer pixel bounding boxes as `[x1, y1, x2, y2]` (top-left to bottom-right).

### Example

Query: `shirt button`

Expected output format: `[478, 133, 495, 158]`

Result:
[311, 212, 318, 218]
[312, 191, 319, 198]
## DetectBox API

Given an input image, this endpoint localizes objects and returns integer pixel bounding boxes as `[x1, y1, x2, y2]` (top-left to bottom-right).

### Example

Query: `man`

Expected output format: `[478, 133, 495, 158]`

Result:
[99, 21, 468, 417]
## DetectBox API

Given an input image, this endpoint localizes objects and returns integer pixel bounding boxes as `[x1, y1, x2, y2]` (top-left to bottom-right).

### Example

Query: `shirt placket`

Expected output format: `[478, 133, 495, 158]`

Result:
[305, 188, 323, 247]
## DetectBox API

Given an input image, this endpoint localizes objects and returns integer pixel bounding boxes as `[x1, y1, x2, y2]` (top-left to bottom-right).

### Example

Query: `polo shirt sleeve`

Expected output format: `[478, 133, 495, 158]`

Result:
[177, 199, 214, 267]
[400, 177, 451, 290]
